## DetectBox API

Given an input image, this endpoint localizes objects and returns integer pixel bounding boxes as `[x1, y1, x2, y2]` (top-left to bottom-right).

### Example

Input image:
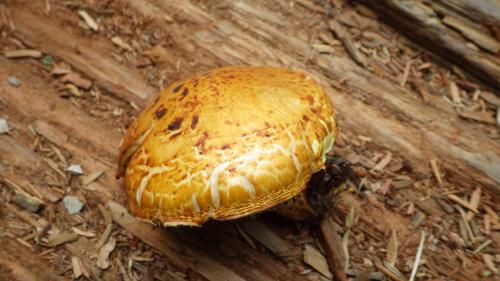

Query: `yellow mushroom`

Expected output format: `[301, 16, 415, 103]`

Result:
[117, 66, 340, 226]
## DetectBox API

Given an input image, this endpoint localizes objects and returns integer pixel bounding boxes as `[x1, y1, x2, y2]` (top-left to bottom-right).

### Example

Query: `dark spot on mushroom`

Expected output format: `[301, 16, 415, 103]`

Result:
[302, 115, 310, 121]
[311, 107, 318, 114]
[221, 144, 230, 149]
[191, 115, 199, 129]
[264, 132, 272, 137]
[154, 107, 166, 119]
[167, 117, 183, 130]
[181, 87, 189, 98]
[193, 79, 200, 87]
[306, 95, 314, 105]
[170, 132, 181, 139]
[264, 122, 271, 129]
[173, 84, 183, 93]
[195, 131, 209, 152]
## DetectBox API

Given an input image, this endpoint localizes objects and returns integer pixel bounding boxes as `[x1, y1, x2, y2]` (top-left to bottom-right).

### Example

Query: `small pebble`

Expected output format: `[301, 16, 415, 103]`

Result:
[63, 195, 84, 214]
[66, 164, 84, 175]
[0, 118, 9, 134]
[7, 76, 21, 87]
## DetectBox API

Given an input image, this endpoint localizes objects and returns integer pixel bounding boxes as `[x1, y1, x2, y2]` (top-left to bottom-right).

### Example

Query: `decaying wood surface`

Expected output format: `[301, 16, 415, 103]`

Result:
[360, 0, 500, 91]
[0, 0, 499, 280]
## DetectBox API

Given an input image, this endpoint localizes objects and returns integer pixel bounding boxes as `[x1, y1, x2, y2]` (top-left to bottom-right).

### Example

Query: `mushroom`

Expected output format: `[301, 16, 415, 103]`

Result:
[117, 66, 348, 226]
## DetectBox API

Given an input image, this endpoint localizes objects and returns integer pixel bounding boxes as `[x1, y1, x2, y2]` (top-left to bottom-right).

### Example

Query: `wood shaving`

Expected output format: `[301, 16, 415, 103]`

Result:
[303, 244, 333, 279]
[409, 230, 426, 281]
[386, 229, 398, 266]
[78, 10, 98, 31]
[97, 237, 116, 269]
[4, 49, 42, 59]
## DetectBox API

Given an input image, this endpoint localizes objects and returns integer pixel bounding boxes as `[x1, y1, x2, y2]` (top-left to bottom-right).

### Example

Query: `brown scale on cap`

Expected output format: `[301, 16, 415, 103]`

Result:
[117, 66, 337, 226]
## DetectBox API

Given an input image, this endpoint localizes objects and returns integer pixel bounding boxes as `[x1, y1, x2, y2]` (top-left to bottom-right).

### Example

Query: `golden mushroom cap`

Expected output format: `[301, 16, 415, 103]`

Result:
[117, 66, 336, 226]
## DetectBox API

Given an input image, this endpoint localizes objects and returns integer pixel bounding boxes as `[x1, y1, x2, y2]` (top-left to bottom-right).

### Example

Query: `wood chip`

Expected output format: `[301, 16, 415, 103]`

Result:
[442, 16, 500, 53]
[386, 229, 398, 266]
[95, 223, 112, 250]
[3, 177, 44, 212]
[61, 73, 92, 90]
[375, 259, 406, 281]
[98, 204, 113, 226]
[4, 49, 42, 58]
[240, 221, 293, 256]
[456, 205, 476, 243]
[235, 224, 257, 250]
[469, 187, 481, 212]
[303, 244, 333, 279]
[78, 10, 98, 31]
[472, 239, 492, 254]
[329, 20, 366, 66]
[483, 254, 498, 275]
[72, 227, 96, 238]
[480, 91, 500, 107]
[82, 170, 104, 186]
[16, 237, 33, 250]
[312, 43, 336, 54]
[457, 109, 496, 124]
[484, 205, 499, 224]
[45, 232, 79, 247]
[318, 217, 348, 281]
[409, 230, 426, 281]
[111, 36, 133, 51]
[12, 191, 44, 213]
[372, 152, 392, 171]
[429, 159, 442, 186]
[65, 83, 82, 97]
[97, 237, 116, 269]
[446, 81, 462, 105]
[447, 194, 479, 213]
[72, 256, 83, 278]
[400, 60, 412, 87]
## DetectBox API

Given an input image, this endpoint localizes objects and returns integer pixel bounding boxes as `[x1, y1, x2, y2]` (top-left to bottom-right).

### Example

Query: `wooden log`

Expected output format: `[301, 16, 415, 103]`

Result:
[358, 0, 500, 91]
